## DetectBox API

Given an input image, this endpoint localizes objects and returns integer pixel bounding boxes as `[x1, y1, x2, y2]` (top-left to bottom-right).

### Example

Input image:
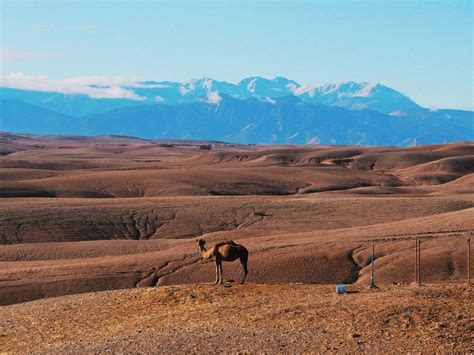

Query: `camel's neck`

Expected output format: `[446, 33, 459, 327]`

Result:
[199, 245, 213, 259]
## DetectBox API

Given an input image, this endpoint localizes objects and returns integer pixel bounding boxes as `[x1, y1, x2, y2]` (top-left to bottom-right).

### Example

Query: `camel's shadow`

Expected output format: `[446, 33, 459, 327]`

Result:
[223, 279, 236, 287]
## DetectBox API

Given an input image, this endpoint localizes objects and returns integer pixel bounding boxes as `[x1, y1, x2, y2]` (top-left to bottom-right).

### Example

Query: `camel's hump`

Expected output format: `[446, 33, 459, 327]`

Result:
[214, 240, 236, 247]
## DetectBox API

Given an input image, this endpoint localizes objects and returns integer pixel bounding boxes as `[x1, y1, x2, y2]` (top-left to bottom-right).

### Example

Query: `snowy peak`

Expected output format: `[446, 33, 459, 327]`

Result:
[295, 81, 379, 98]
[237, 76, 301, 97]
[294, 81, 420, 112]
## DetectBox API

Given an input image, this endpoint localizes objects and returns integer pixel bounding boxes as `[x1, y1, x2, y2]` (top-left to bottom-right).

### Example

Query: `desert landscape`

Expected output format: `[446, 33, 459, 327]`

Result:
[1, 0, 472, 352]
[0, 132, 472, 351]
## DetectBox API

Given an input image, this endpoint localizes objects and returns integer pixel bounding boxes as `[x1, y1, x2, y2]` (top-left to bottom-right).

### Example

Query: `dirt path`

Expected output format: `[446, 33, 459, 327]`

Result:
[0, 283, 471, 353]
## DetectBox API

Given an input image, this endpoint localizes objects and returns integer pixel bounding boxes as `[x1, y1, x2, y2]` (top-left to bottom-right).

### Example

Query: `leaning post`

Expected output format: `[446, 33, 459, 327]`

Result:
[468, 237, 471, 285]
[417, 239, 421, 285]
[368, 244, 378, 289]
[415, 238, 418, 284]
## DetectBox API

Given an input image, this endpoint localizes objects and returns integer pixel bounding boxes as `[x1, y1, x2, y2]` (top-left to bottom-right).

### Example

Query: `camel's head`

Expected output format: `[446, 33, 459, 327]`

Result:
[196, 238, 206, 252]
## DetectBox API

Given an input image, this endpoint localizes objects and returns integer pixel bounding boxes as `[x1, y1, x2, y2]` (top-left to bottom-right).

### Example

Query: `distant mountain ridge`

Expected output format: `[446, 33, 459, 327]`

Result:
[1, 76, 422, 117]
[0, 76, 472, 145]
[1, 94, 472, 146]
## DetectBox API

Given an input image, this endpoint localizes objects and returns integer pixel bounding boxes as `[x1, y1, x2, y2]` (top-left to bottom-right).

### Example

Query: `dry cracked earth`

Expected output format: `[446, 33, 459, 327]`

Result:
[0, 132, 472, 352]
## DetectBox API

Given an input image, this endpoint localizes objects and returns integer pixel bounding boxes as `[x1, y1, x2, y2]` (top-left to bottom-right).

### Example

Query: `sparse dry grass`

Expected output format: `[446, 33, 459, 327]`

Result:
[0, 283, 472, 353]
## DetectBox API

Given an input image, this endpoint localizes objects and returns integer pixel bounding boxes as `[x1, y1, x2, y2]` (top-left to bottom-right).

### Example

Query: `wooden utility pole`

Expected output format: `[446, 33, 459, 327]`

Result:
[415, 238, 418, 284]
[468, 237, 471, 285]
[368, 244, 378, 289]
[417, 239, 421, 285]
[414, 238, 421, 285]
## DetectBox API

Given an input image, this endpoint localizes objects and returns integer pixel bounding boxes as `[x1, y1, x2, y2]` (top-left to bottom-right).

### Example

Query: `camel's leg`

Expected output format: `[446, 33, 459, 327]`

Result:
[218, 261, 224, 284]
[214, 259, 220, 284]
[239, 251, 248, 284]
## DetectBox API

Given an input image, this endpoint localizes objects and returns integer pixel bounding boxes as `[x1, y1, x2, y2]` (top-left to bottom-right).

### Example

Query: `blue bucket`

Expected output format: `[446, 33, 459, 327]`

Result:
[336, 284, 346, 294]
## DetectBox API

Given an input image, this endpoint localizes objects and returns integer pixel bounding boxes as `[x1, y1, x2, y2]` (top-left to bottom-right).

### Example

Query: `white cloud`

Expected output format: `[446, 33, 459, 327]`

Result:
[0, 72, 145, 100]
[89, 86, 143, 100]
[155, 95, 165, 102]
[0, 49, 62, 63]
[56, 75, 168, 89]
[205, 91, 222, 104]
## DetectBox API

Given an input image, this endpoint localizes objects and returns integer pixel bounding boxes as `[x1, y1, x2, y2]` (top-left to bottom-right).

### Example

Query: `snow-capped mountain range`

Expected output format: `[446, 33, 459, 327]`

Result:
[129, 76, 420, 113]
[0, 76, 472, 145]
[1, 76, 420, 116]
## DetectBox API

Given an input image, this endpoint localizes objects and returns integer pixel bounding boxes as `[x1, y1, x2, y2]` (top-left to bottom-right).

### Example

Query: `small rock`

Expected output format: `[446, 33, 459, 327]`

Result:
[350, 333, 361, 338]
[319, 328, 327, 334]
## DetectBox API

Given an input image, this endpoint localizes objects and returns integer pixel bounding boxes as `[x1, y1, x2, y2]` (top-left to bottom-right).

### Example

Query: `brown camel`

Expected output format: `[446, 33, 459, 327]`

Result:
[197, 239, 248, 284]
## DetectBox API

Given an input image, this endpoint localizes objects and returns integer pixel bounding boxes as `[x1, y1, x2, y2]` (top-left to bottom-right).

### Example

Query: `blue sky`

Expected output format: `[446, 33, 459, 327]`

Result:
[1, 0, 472, 109]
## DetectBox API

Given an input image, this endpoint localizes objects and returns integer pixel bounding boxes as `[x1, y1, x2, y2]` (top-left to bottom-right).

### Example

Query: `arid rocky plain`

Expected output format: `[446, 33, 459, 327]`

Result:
[0, 132, 472, 352]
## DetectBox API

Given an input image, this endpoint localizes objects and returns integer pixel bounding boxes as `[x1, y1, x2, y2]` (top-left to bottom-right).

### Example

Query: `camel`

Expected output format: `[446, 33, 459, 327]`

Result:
[197, 239, 248, 285]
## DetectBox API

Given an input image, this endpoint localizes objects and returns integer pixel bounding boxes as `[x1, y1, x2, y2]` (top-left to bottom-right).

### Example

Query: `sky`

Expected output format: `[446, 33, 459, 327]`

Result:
[1, 0, 473, 109]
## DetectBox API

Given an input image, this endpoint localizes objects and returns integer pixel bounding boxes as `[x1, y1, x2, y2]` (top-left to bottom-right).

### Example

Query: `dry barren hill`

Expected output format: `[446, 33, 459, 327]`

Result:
[0, 133, 473, 305]
[0, 283, 471, 353]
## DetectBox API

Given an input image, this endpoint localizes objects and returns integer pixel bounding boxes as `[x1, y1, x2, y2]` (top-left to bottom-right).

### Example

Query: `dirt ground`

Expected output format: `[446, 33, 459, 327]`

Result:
[0, 283, 472, 353]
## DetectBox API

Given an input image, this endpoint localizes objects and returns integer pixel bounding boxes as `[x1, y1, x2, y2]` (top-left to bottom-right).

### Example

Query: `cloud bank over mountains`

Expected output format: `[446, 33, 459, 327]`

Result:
[1, 73, 148, 100]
